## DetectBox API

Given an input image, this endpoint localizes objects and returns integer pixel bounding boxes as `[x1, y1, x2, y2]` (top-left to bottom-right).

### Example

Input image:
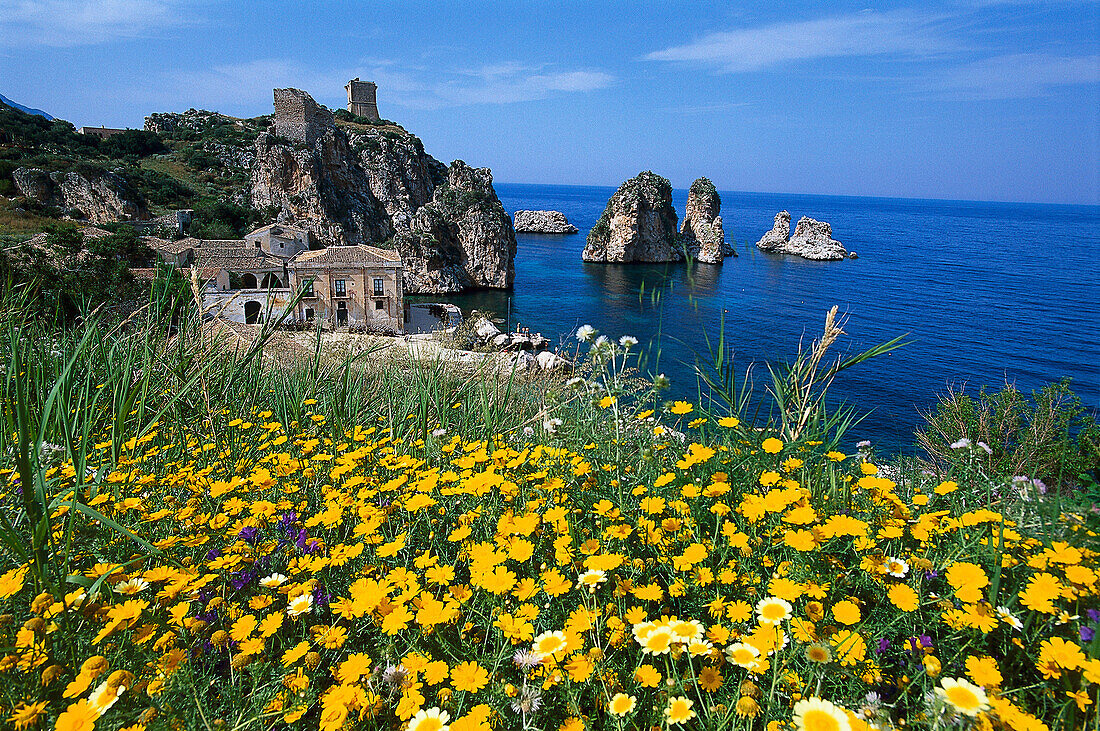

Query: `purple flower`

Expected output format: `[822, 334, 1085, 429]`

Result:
[239, 526, 260, 545]
[313, 583, 330, 607]
[1087, 609, 1100, 623]
[205, 548, 221, 561]
[876, 638, 891, 654]
[229, 569, 256, 591]
[295, 529, 309, 551]
[1082, 626, 1095, 643]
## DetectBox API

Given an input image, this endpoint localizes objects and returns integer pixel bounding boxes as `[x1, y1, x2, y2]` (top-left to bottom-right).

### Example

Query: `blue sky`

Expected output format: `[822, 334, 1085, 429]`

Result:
[1, 1, 1098, 204]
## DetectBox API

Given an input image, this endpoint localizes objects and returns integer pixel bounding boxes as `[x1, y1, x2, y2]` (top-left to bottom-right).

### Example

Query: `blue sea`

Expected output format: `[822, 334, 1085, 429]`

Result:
[419, 183, 1100, 454]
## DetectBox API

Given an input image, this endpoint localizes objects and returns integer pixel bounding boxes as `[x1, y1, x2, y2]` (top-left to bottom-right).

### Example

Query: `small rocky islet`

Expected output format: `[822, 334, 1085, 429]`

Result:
[582, 171, 848, 264]
[513, 210, 578, 234]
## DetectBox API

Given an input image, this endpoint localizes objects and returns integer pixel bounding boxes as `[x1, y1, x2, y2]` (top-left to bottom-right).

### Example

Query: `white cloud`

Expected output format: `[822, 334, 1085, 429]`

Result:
[646, 10, 945, 72]
[0, 0, 198, 46]
[934, 53, 1100, 99]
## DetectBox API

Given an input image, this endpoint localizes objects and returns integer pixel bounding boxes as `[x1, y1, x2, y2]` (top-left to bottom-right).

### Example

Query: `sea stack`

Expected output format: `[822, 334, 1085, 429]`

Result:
[680, 177, 732, 263]
[582, 171, 682, 263]
[513, 210, 579, 234]
[755, 211, 847, 261]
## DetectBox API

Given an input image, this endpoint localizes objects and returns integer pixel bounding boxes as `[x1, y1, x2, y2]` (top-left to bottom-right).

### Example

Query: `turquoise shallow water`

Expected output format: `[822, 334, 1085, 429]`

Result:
[413, 183, 1100, 454]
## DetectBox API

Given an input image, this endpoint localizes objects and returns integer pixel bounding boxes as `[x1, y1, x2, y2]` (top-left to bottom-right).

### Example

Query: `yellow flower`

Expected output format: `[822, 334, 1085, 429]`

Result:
[936, 677, 989, 716]
[8, 700, 48, 730]
[664, 696, 696, 725]
[450, 661, 488, 693]
[55, 700, 97, 731]
[831, 601, 861, 626]
[634, 664, 661, 687]
[887, 584, 919, 612]
[965, 656, 1002, 688]
[945, 562, 988, 603]
[698, 666, 723, 692]
[609, 693, 636, 716]
[670, 401, 694, 415]
[761, 437, 784, 454]
[718, 416, 740, 427]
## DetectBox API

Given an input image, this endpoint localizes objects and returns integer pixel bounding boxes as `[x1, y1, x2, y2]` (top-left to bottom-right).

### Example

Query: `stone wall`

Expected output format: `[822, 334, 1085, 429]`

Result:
[202, 288, 294, 324]
[272, 88, 335, 145]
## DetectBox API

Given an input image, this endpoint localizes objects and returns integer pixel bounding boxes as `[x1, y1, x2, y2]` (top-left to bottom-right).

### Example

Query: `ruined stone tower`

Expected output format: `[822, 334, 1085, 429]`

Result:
[345, 78, 380, 122]
[272, 88, 334, 145]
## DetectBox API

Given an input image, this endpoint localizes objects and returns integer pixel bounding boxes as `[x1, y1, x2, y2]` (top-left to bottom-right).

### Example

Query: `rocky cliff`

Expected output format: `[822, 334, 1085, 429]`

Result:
[513, 210, 578, 234]
[582, 171, 682, 263]
[680, 177, 731, 264]
[755, 211, 847, 260]
[249, 88, 515, 293]
[12, 167, 146, 223]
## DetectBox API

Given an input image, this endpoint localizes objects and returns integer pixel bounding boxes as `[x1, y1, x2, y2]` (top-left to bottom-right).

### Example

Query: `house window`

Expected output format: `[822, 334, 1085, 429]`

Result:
[302, 279, 314, 297]
[334, 279, 347, 297]
[373, 277, 385, 296]
[375, 300, 385, 310]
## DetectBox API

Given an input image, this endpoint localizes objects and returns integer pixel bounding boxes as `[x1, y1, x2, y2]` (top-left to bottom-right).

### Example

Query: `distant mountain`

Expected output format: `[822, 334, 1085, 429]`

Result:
[0, 93, 53, 120]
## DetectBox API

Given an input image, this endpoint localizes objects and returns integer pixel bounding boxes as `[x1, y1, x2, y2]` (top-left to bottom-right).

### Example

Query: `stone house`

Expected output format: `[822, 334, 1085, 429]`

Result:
[288, 245, 403, 330]
[149, 225, 404, 331]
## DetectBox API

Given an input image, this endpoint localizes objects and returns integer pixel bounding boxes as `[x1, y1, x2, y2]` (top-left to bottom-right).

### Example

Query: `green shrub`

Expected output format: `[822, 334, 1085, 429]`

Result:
[916, 378, 1100, 490]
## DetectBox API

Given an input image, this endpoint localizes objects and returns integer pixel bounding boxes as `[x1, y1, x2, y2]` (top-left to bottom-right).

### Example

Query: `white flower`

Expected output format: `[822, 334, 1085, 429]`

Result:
[286, 593, 314, 617]
[619, 335, 638, 348]
[115, 578, 150, 595]
[793, 698, 852, 731]
[577, 569, 607, 590]
[431, 427, 447, 438]
[565, 376, 586, 388]
[653, 373, 670, 389]
[575, 325, 596, 342]
[976, 440, 993, 455]
[408, 707, 450, 731]
[260, 573, 287, 588]
[522, 426, 534, 437]
[884, 557, 909, 578]
[543, 417, 562, 434]
[996, 606, 1023, 631]
[950, 438, 972, 450]
[88, 678, 126, 716]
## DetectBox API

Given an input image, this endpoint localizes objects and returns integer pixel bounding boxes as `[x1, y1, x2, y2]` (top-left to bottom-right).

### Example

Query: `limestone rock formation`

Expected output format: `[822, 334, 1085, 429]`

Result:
[582, 171, 682, 263]
[13, 167, 146, 223]
[788, 217, 847, 260]
[680, 177, 732, 263]
[513, 210, 578, 234]
[249, 88, 516, 293]
[755, 211, 847, 260]
[755, 211, 791, 252]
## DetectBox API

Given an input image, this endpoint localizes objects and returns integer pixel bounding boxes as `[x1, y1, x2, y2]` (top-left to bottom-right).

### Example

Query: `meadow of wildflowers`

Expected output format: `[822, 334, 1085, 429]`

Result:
[0, 301, 1097, 731]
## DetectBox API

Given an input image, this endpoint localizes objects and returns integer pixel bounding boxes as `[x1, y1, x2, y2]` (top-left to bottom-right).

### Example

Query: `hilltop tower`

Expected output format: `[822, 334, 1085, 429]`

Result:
[345, 78, 380, 122]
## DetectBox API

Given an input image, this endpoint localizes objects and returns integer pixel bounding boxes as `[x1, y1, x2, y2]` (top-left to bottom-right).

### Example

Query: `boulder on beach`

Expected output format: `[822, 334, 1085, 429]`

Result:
[582, 171, 682, 263]
[755, 211, 848, 261]
[513, 210, 578, 234]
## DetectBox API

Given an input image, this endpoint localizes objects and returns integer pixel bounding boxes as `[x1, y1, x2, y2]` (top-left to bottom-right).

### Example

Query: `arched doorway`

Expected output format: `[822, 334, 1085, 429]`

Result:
[241, 273, 258, 289]
[337, 301, 348, 325]
[244, 301, 262, 324]
[261, 273, 282, 288]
